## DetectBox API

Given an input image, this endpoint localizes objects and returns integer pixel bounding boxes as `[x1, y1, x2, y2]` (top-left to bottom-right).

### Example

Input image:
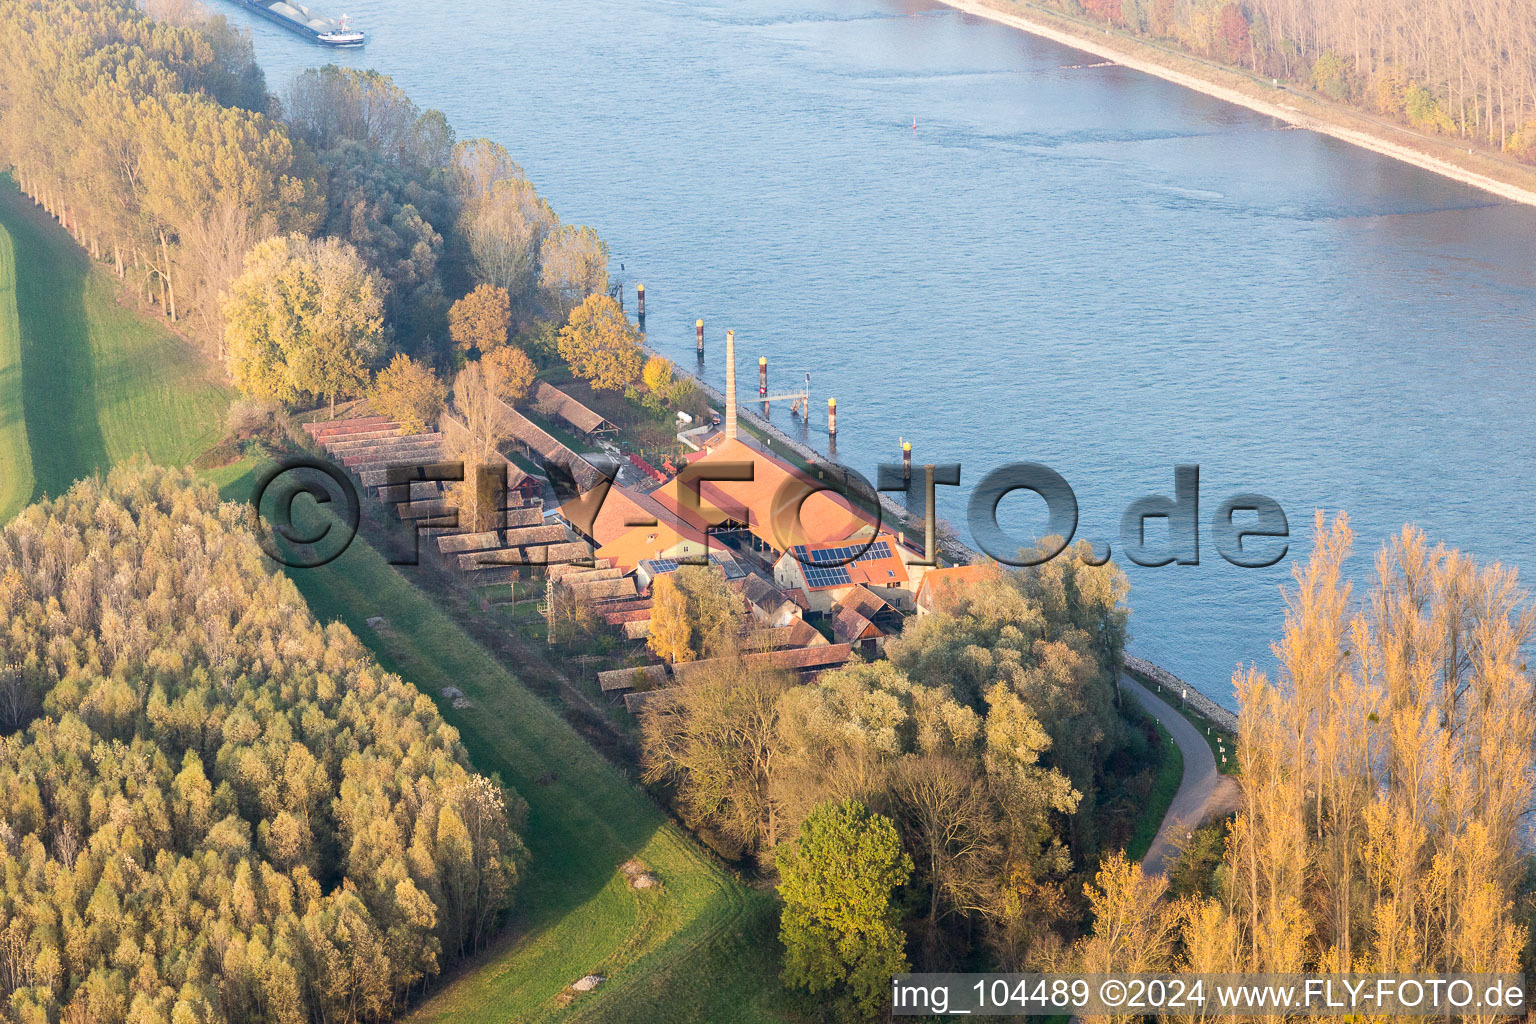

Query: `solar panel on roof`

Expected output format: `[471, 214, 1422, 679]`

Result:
[791, 540, 891, 567]
[644, 553, 746, 579]
[858, 541, 892, 562]
[802, 565, 852, 588]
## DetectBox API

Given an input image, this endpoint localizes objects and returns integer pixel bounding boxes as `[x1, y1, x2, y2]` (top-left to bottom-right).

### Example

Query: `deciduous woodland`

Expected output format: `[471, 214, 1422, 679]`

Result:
[0, 465, 524, 1024]
[0, 0, 612, 406]
[3, 0, 1535, 1020]
[1049, 0, 1536, 157]
[640, 551, 1177, 1015]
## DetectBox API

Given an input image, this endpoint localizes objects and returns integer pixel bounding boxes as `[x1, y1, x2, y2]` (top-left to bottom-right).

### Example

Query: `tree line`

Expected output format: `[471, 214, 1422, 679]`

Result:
[0, 0, 636, 422]
[0, 0, 313, 332]
[1057, 0, 1536, 157]
[1072, 512, 1536, 1014]
[0, 463, 524, 1024]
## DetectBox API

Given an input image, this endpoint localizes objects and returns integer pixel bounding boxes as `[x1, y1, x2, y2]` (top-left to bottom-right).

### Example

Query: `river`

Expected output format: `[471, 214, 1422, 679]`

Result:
[228, 0, 1536, 709]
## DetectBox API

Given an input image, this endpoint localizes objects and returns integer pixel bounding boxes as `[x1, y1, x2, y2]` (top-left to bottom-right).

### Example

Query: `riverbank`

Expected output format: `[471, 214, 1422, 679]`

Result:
[934, 0, 1536, 208]
[672, 353, 1246, 723]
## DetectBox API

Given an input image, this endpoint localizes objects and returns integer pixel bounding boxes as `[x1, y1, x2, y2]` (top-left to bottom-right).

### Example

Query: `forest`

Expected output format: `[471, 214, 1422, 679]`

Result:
[639, 546, 1182, 1018]
[0, 0, 616, 417]
[1052, 0, 1536, 158]
[0, 464, 523, 1024]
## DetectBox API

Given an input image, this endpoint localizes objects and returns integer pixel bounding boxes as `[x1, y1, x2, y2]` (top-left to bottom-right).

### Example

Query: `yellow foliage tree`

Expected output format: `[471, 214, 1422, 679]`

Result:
[222, 234, 384, 416]
[642, 354, 674, 396]
[448, 283, 512, 355]
[556, 293, 643, 392]
[1073, 852, 1180, 1024]
[372, 354, 446, 433]
[646, 566, 740, 664]
[481, 345, 537, 404]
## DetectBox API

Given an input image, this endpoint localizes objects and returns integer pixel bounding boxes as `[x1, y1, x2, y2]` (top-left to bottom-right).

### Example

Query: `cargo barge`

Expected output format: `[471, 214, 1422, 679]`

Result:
[227, 0, 364, 46]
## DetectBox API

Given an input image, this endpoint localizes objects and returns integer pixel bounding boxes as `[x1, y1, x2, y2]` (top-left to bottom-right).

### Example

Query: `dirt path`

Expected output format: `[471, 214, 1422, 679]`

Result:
[1122, 672, 1240, 875]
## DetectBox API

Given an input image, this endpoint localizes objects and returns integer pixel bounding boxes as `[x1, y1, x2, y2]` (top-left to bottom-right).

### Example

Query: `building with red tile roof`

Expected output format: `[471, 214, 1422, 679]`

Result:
[914, 563, 995, 616]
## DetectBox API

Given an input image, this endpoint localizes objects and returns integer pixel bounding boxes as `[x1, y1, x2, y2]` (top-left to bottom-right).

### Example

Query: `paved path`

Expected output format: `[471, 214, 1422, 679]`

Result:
[1121, 671, 1239, 875]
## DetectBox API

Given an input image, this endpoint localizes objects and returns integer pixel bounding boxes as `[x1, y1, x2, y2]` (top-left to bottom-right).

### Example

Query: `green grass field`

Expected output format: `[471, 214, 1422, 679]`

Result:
[1126, 721, 1184, 863]
[0, 215, 33, 522]
[216, 462, 789, 1024]
[0, 177, 230, 516]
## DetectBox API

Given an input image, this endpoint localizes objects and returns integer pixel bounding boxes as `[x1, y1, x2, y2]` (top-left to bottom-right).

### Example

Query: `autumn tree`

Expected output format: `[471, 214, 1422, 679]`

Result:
[646, 565, 741, 663]
[223, 233, 385, 415]
[450, 138, 524, 203]
[444, 361, 510, 532]
[1046, 0, 1536, 156]
[1073, 853, 1180, 1024]
[538, 223, 609, 315]
[556, 293, 643, 392]
[482, 345, 537, 404]
[460, 177, 555, 308]
[640, 660, 794, 858]
[284, 65, 451, 171]
[0, 0, 323, 338]
[776, 799, 912, 1022]
[642, 354, 673, 394]
[775, 662, 1079, 965]
[1090, 512, 1536, 987]
[373, 353, 447, 432]
[642, 353, 681, 406]
[448, 283, 513, 355]
[137, 91, 323, 333]
[887, 544, 1127, 855]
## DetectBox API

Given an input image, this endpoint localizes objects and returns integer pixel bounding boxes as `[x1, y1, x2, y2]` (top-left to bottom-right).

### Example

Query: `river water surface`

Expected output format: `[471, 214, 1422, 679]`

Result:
[230, 0, 1536, 708]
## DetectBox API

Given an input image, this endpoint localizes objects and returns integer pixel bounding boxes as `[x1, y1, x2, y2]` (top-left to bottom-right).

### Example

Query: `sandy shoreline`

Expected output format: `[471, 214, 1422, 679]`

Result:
[936, 0, 1536, 208]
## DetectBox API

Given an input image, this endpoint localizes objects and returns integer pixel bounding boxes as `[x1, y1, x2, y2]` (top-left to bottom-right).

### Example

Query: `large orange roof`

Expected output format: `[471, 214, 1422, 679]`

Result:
[578, 437, 896, 573]
[563, 482, 704, 548]
[650, 437, 881, 552]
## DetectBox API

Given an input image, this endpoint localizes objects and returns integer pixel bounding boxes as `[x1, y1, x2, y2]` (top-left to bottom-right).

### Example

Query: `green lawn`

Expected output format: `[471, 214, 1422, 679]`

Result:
[216, 461, 789, 1024]
[0, 177, 230, 514]
[1126, 721, 1184, 863]
[0, 215, 32, 521]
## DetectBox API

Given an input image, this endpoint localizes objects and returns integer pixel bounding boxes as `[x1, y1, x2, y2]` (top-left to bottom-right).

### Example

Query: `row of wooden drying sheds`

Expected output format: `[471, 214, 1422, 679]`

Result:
[304, 414, 589, 588]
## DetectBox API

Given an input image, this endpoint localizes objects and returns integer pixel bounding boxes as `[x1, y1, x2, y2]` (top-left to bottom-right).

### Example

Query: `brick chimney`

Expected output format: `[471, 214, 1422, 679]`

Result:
[724, 329, 738, 440]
